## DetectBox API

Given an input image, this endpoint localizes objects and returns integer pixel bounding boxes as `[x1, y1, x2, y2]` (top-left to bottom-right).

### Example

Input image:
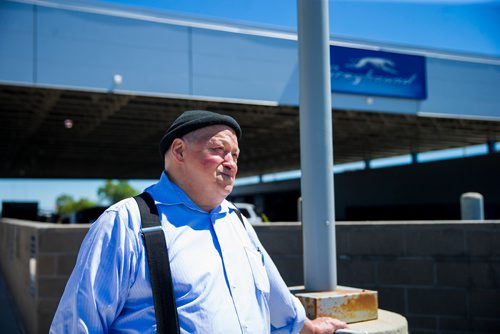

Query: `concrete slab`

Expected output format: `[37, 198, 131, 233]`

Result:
[345, 309, 408, 334]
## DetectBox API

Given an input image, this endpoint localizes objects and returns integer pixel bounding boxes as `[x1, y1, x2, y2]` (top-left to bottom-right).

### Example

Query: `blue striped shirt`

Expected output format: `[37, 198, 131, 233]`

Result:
[50, 172, 306, 333]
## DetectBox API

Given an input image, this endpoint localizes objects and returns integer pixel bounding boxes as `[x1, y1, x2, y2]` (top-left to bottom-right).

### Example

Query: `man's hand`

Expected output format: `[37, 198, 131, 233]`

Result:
[300, 316, 348, 334]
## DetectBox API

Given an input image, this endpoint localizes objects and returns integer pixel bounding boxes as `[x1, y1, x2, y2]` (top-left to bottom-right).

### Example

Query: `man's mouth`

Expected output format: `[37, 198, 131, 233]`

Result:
[219, 171, 235, 180]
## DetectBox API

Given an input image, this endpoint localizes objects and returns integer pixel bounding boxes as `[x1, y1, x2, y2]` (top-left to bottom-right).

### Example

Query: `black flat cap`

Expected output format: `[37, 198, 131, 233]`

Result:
[159, 110, 242, 157]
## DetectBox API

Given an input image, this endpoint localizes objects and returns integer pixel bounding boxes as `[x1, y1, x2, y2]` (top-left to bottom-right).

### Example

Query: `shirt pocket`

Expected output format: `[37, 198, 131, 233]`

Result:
[244, 246, 270, 295]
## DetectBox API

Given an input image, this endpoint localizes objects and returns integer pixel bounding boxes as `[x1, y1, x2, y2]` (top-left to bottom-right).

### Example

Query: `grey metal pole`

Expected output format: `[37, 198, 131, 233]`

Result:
[297, 0, 337, 291]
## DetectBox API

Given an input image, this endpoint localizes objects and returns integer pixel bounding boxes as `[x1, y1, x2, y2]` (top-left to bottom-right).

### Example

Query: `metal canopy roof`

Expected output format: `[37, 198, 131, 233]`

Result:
[1, 84, 500, 179]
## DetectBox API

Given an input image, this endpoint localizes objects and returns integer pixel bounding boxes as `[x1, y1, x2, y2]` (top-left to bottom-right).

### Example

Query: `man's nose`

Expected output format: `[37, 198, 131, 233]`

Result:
[223, 153, 237, 168]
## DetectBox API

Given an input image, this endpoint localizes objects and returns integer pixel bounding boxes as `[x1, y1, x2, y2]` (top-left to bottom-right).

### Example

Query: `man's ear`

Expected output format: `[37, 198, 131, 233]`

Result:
[170, 138, 185, 162]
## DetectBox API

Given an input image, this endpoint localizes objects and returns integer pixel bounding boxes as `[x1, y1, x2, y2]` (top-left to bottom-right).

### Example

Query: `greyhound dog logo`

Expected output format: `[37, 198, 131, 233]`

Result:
[345, 57, 397, 74]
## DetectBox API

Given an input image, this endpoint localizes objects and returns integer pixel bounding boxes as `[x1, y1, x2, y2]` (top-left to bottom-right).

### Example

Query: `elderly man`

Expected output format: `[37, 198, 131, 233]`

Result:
[50, 110, 347, 333]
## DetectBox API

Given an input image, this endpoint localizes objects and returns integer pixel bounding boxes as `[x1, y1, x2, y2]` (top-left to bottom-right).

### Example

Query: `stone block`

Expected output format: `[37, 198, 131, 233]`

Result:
[378, 259, 434, 285]
[408, 288, 467, 316]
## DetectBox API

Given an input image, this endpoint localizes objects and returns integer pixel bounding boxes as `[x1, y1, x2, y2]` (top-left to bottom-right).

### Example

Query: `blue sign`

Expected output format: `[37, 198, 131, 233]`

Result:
[330, 46, 427, 99]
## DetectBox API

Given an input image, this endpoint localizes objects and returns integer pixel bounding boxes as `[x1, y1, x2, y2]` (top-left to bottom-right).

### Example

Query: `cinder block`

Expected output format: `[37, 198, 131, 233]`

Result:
[438, 316, 471, 332]
[271, 255, 303, 286]
[436, 261, 469, 288]
[18, 229, 34, 260]
[37, 255, 57, 276]
[408, 288, 467, 316]
[349, 227, 405, 256]
[376, 287, 406, 314]
[38, 299, 60, 334]
[408, 330, 436, 334]
[258, 230, 302, 255]
[351, 260, 376, 285]
[38, 313, 53, 334]
[470, 318, 500, 333]
[38, 299, 59, 334]
[56, 254, 78, 276]
[406, 226, 465, 256]
[438, 261, 500, 290]
[406, 315, 437, 331]
[335, 227, 351, 255]
[38, 297, 60, 317]
[466, 229, 500, 256]
[379, 259, 434, 285]
[337, 258, 376, 286]
[37, 277, 69, 299]
[469, 262, 500, 289]
[38, 229, 87, 253]
[469, 290, 500, 317]
[337, 257, 353, 285]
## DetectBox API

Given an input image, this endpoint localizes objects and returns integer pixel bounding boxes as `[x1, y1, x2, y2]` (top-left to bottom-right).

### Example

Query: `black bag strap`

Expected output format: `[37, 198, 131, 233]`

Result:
[232, 205, 246, 229]
[134, 192, 180, 334]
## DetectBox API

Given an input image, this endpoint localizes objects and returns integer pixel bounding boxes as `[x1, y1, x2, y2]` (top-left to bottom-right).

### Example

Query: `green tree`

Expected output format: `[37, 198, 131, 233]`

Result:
[97, 180, 138, 205]
[56, 194, 96, 215]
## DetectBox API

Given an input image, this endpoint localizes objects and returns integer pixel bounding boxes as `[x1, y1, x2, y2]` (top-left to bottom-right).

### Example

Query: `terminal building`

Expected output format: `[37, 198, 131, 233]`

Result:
[1, 0, 500, 221]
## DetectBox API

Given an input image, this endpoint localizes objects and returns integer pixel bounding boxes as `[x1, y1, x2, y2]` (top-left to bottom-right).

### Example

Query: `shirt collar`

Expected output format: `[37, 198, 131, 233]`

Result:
[146, 171, 231, 215]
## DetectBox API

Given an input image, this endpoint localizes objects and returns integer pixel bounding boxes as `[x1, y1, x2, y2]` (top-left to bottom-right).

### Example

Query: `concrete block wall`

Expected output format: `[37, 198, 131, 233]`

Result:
[1, 219, 499, 333]
[0, 219, 88, 334]
[255, 221, 500, 334]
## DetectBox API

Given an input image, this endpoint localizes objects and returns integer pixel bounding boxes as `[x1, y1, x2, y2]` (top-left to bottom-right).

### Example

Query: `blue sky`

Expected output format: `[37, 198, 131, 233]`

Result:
[1, 0, 499, 213]
[0, 178, 157, 213]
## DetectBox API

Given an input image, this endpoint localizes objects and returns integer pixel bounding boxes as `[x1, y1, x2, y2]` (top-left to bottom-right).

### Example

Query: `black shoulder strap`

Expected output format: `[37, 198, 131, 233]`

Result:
[233, 207, 246, 228]
[230, 202, 246, 229]
[134, 192, 180, 334]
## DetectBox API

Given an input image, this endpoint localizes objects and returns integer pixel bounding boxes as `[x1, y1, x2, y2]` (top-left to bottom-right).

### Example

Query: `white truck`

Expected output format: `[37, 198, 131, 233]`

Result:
[234, 203, 263, 225]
